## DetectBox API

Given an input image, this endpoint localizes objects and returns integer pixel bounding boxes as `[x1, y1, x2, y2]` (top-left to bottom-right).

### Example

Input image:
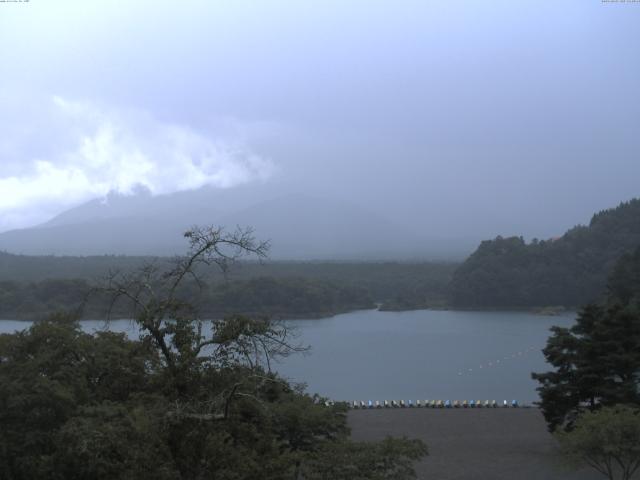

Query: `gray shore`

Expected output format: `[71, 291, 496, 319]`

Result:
[348, 408, 606, 480]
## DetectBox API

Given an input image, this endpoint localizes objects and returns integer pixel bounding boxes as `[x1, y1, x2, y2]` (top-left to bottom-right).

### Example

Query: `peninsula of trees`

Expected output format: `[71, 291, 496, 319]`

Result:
[0, 256, 455, 320]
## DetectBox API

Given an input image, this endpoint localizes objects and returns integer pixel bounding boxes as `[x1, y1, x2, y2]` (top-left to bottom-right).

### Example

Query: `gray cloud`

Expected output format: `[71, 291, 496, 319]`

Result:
[0, 96, 274, 232]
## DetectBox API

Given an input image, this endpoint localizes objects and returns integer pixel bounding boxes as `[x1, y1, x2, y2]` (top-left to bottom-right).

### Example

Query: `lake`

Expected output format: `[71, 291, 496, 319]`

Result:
[0, 309, 576, 403]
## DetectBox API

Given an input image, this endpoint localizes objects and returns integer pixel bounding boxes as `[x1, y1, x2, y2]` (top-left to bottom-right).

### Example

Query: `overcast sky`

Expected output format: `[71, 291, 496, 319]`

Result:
[1, 0, 639, 239]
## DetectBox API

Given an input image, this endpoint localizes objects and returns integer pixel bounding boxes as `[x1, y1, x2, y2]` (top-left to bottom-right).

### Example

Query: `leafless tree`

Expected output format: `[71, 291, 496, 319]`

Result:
[94, 225, 306, 406]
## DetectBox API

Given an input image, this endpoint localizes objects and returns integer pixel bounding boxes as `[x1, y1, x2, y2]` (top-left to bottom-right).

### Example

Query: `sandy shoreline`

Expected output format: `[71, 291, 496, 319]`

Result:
[348, 408, 606, 480]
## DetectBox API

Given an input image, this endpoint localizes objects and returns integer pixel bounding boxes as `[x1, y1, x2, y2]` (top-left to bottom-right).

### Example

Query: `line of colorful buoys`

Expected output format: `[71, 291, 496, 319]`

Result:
[337, 399, 522, 409]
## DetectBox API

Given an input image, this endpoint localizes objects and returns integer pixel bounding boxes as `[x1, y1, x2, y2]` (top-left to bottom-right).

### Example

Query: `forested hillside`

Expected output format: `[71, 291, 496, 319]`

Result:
[450, 199, 640, 308]
[608, 244, 640, 306]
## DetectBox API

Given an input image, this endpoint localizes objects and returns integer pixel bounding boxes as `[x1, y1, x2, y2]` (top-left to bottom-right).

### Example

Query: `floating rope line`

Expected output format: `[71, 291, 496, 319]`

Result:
[456, 346, 540, 376]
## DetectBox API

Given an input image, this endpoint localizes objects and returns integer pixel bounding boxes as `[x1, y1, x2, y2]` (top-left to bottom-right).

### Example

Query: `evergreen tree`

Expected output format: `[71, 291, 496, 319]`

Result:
[533, 246, 640, 431]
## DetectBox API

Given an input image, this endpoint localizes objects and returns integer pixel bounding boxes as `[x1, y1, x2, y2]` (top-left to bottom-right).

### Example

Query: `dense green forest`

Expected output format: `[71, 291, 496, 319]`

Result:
[0, 228, 427, 479]
[450, 199, 640, 308]
[0, 277, 374, 320]
[0, 254, 456, 319]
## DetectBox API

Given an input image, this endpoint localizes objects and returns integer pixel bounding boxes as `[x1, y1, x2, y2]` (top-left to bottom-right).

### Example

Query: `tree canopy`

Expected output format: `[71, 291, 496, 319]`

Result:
[556, 405, 640, 480]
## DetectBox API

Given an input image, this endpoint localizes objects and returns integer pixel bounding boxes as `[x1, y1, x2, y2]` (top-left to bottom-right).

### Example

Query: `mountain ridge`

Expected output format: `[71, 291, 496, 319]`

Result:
[0, 188, 474, 260]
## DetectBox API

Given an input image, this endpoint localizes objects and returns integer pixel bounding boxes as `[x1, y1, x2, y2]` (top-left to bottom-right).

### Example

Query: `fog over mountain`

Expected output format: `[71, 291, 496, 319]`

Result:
[1, 1, 639, 258]
[0, 187, 476, 259]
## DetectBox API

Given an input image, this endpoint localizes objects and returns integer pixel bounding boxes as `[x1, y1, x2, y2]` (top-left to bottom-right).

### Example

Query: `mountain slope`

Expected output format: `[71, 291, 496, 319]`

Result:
[449, 199, 640, 308]
[0, 189, 466, 259]
[216, 194, 428, 259]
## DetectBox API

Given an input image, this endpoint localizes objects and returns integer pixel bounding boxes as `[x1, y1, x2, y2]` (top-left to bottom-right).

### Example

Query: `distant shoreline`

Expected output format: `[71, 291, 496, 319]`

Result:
[0, 306, 578, 323]
[375, 305, 577, 316]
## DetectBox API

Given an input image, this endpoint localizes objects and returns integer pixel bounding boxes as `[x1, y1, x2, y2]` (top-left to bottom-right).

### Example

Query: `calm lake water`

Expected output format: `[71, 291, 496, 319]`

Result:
[0, 309, 576, 403]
